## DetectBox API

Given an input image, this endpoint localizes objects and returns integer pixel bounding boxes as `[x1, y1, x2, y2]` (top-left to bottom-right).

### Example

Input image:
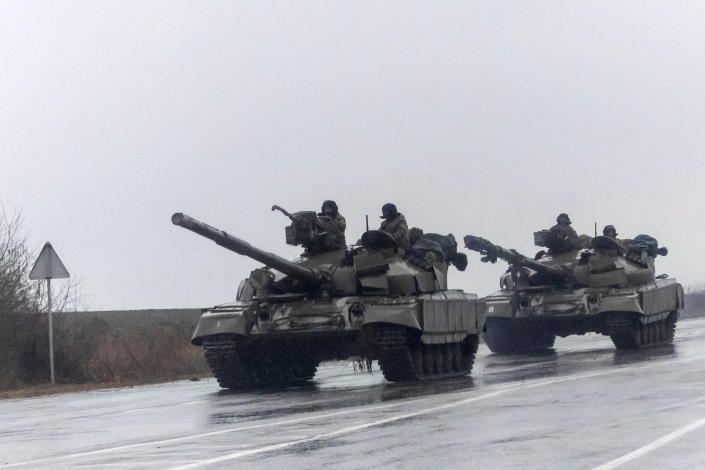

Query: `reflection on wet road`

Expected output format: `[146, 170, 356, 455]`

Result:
[3, 319, 705, 469]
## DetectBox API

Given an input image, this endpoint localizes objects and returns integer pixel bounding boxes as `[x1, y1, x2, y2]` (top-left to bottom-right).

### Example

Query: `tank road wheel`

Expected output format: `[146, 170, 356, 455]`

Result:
[423, 346, 435, 376]
[483, 318, 555, 354]
[203, 336, 320, 390]
[665, 312, 677, 342]
[371, 324, 477, 382]
[373, 324, 422, 382]
[203, 336, 253, 389]
[459, 336, 479, 372]
[249, 351, 320, 388]
[606, 312, 678, 350]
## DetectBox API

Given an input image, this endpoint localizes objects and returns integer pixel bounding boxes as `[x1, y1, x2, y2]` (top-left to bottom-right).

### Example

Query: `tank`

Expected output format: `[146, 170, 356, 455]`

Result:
[172, 209, 484, 389]
[463, 233, 683, 353]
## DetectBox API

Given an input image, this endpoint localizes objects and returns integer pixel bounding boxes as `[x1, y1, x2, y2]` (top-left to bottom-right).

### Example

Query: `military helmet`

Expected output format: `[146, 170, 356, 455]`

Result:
[381, 203, 398, 219]
[320, 200, 339, 216]
[603, 225, 618, 237]
[557, 213, 571, 225]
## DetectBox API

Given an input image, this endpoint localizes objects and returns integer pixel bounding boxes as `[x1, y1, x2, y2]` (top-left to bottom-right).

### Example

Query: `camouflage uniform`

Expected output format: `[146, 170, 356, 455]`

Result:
[547, 213, 579, 254]
[380, 214, 410, 249]
[318, 200, 346, 250]
[317, 213, 346, 249]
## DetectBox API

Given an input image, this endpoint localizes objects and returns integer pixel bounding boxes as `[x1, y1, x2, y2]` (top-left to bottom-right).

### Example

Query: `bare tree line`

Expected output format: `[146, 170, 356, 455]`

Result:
[0, 203, 206, 391]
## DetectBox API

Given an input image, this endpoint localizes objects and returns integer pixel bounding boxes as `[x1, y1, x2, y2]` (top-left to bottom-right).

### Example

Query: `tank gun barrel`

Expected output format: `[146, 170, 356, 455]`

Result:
[172, 213, 323, 283]
[463, 235, 569, 278]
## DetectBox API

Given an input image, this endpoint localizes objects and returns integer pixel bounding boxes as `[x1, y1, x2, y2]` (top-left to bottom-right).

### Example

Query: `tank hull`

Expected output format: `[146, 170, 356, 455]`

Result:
[193, 291, 485, 388]
[483, 278, 683, 353]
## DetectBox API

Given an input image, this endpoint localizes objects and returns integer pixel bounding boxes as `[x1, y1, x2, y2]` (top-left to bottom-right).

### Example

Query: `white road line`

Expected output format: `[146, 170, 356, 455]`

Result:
[591, 415, 705, 470]
[168, 388, 512, 469]
[1, 397, 431, 468]
[124, 408, 151, 414]
[180, 400, 208, 406]
[168, 369, 646, 469]
[7, 352, 705, 469]
[166, 354, 705, 469]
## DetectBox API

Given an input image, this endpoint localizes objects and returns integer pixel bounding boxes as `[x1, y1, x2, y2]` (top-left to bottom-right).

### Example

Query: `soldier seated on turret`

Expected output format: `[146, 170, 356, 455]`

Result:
[317, 200, 346, 249]
[546, 213, 579, 254]
[379, 203, 410, 249]
[603, 225, 618, 240]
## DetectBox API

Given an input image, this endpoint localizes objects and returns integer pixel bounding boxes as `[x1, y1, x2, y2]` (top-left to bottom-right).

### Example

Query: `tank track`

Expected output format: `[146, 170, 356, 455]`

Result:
[372, 324, 478, 382]
[483, 317, 556, 354]
[203, 335, 319, 389]
[606, 312, 677, 350]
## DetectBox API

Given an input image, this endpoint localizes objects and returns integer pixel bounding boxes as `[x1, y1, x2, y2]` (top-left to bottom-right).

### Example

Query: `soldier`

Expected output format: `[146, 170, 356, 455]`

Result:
[547, 213, 579, 254]
[603, 225, 618, 239]
[379, 203, 410, 249]
[317, 200, 346, 249]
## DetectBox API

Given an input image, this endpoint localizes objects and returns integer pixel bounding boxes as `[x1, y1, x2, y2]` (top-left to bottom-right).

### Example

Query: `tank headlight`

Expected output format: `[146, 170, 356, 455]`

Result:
[349, 303, 365, 321]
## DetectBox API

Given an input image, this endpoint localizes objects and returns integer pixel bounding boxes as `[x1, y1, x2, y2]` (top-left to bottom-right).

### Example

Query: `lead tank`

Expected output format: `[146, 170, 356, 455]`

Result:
[172, 208, 484, 389]
[464, 233, 683, 353]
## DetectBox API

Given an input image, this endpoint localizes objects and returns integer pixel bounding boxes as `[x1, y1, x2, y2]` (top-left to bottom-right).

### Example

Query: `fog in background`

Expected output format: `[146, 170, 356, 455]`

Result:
[2, 1, 704, 310]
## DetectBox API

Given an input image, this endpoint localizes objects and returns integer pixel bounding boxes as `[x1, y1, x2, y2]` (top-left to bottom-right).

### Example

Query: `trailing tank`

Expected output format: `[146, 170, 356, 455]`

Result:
[464, 233, 683, 353]
[172, 209, 484, 389]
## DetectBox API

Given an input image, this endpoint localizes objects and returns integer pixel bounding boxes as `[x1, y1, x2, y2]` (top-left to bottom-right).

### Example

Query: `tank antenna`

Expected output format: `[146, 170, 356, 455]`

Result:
[366, 214, 369, 231]
[594, 222, 597, 237]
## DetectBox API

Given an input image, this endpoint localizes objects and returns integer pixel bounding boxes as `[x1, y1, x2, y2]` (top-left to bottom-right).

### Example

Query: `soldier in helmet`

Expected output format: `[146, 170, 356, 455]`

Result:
[603, 225, 618, 239]
[317, 200, 346, 249]
[379, 203, 410, 249]
[547, 213, 579, 254]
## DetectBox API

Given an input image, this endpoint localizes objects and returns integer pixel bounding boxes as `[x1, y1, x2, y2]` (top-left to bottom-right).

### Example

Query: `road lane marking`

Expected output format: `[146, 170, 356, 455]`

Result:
[168, 388, 512, 469]
[591, 415, 705, 470]
[7, 352, 705, 468]
[168, 355, 705, 469]
[1, 397, 432, 468]
[169, 368, 656, 469]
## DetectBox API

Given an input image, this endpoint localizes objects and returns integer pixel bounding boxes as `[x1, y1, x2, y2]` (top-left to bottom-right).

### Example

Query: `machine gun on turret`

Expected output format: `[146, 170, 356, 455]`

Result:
[271, 205, 343, 253]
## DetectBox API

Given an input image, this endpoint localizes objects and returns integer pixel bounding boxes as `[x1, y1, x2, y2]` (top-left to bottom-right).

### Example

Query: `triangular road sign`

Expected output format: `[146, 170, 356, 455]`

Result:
[29, 242, 70, 280]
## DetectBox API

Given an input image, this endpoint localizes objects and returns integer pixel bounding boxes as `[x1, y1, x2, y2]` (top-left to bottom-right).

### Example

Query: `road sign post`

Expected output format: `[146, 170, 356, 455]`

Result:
[29, 242, 70, 386]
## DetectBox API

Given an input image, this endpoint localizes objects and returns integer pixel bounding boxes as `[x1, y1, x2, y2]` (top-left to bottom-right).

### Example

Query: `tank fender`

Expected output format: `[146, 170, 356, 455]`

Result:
[599, 293, 643, 315]
[361, 303, 421, 331]
[191, 304, 254, 345]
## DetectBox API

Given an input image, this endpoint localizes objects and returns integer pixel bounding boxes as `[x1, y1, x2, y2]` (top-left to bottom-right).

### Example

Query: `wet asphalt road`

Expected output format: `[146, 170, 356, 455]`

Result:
[3, 319, 705, 469]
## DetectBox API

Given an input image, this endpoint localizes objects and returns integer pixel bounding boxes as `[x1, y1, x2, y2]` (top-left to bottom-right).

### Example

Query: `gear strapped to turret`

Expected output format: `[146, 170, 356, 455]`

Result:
[408, 232, 468, 271]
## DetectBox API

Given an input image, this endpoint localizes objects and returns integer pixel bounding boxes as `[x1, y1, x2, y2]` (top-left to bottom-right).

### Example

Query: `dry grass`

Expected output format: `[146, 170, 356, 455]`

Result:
[0, 308, 210, 393]
[0, 374, 209, 400]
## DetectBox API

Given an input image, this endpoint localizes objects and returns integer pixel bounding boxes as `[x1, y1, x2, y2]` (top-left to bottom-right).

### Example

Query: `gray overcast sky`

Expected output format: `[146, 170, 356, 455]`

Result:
[2, 1, 704, 310]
